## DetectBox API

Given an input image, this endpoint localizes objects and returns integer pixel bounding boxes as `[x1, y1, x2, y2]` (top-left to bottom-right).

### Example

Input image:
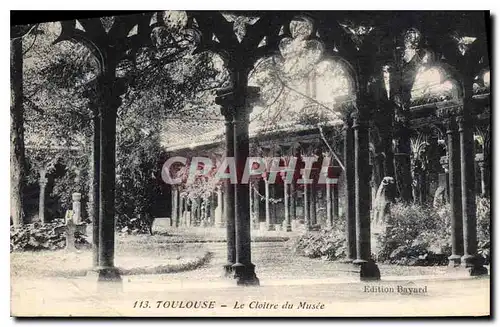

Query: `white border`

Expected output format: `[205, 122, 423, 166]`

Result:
[1, 3, 498, 326]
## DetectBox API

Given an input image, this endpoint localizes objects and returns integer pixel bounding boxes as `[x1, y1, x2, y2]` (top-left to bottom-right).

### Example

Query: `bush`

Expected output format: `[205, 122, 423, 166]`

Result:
[117, 214, 155, 235]
[291, 197, 490, 267]
[290, 217, 347, 261]
[10, 220, 90, 252]
[115, 120, 165, 234]
[477, 196, 491, 264]
[376, 202, 451, 265]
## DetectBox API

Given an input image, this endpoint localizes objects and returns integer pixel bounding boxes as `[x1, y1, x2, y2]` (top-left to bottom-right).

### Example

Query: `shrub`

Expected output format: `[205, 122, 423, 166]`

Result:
[477, 196, 491, 264]
[376, 202, 451, 264]
[291, 197, 491, 267]
[10, 219, 90, 252]
[290, 216, 347, 261]
[117, 214, 155, 235]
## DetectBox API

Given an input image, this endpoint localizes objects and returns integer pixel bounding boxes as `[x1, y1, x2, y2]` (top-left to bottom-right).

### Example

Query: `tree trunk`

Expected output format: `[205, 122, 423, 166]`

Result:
[10, 36, 26, 228]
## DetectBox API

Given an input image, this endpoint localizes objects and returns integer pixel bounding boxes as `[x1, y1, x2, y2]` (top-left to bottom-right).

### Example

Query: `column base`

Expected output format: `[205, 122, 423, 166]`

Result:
[353, 259, 381, 281]
[339, 257, 355, 264]
[86, 267, 122, 292]
[267, 224, 275, 231]
[88, 266, 122, 282]
[232, 263, 260, 286]
[448, 254, 462, 267]
[285, 224, 292, 232]
[462, 255, 488, 276]
[223, 263, 234, 277]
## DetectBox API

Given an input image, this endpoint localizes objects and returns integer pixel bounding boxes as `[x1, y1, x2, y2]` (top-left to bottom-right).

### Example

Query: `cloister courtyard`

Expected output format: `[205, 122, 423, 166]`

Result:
[10, 10, 491, 317]
[11, 224, 490, 317]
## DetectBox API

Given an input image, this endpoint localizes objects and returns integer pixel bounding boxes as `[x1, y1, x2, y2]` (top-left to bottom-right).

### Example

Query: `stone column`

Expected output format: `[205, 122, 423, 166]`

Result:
[72, 193, 82, 224]
[477, 158, 487, 197]
[216, 187, 224, 227]
[343, 117, 356, 262]
[284, 182, 291, 232]
[220, 188, 225, 225]
[193, 197, 200, 225]
[231, 85, 259, 286]
[210, 192, 216, 226]
[252, 185, 260, 230]
[221, 114, 236, 275]
[482, 130, 491, 198]
[332, 184, 339, 222]
[201, 197, 207, 224]
[326, 183, 332, 228]
[216, 81, 259, 285]
[265, 178, 272, 231]
[96, 72, 122, 282]
[38, 169, 48, 225]
[457, 115, 487, 275]
[90, 108, 100, 268]
[303, 184, 310, 231]
[353, 113, 380, 280]
[171, 187, 178, 228]
[249, 181, 254, 227]
[445, 117, 463, 265]
[178, 195, 184, 227]
[290, 182, 296, 222]
[269, 184, 277, 230]
[310, 184, 317, 226]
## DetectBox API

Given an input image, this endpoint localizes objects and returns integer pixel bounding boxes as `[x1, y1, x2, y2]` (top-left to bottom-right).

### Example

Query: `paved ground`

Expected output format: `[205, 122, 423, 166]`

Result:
[11, 241, 491, 317]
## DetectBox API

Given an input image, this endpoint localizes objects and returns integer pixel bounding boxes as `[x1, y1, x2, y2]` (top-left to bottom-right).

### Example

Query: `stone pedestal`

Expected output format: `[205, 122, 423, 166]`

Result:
[38, 170, 48, 225]
[72, 193, 82, 224]
[214, 205, 223, 228]
[65, 210, 77, 252]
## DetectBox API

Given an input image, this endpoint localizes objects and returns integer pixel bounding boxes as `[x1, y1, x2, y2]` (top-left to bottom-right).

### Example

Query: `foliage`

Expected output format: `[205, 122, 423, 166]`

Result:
[20, 17, 229, 231]
[291, 197, 491, 266]
[376, 198, 491, 266]
[375, 202, 450, 265]
[114, 111, 165, 233]
[290, 216, 347, 260]
[477, 196, 491, 264]
[10, 220, 90, 252]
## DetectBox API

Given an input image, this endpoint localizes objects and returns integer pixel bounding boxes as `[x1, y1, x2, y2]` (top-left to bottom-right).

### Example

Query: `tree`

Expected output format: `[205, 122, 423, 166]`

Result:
[20, 14, 230, 232]
[10, 28, 27, 228]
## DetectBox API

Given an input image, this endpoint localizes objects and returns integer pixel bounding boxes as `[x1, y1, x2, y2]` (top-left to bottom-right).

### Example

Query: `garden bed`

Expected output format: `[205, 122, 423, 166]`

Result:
[290, 197, 491, 267]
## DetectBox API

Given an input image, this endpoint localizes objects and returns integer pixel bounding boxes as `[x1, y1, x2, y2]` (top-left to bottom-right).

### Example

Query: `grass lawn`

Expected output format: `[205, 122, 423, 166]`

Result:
[11, 233, 209, 278]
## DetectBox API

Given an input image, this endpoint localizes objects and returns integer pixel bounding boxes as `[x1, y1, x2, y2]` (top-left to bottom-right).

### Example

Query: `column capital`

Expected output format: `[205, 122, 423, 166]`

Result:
[439, 155, 449, 173]
[72, 192, 82, 201]
[352, 114, 368, 130]
[436, 103, 463, 119]
[338, 99, 356, 122]
[216, 86, 260, 120]
[456, 115, 471, 132]
[475, 153, 485, 166]
[444, 116, 458, 134]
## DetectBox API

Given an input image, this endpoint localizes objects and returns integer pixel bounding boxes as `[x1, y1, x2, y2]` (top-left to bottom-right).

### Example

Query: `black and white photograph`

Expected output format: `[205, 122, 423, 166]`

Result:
[9, 9, 491, 317]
